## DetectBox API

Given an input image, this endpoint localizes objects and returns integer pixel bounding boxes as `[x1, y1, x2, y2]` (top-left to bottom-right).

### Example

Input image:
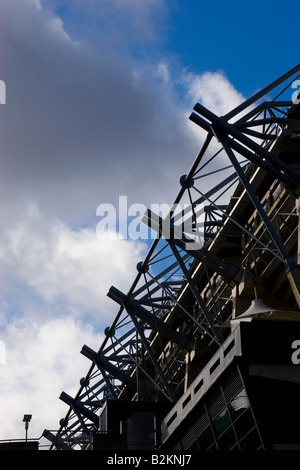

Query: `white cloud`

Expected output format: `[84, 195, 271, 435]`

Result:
[47, 15, 77, 44]
[0, 0, 248, 444]
[0, 204, 147, 441]
[183, 70, 245, 116]
[0, 0, 199, 227]
[157, 62, 170, 83]
[0, 315, 102, 441]
[0, 205, 146, 319]
[0, 0, 197, 442]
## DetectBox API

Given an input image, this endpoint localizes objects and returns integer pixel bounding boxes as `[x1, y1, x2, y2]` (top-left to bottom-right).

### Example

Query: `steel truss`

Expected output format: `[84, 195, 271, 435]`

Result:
[44, 65, 300, 450]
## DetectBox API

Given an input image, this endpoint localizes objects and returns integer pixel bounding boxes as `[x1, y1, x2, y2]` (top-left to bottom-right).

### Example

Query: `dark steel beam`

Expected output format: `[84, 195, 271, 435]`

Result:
[144, 209, 239, 283]
[192, 102, 300, 191]
[124, 304, 176, 402]
[133, 254, 190, 299]
[168, 240, 223, 345]
[223, 63, 300, 121]
[42, 430, 70, 450]
[59, 391, 99, 427]
[217, 128, 296, 262]
[107, 286, 191, 349]
[189, 111, 299, 194]
[81, 344, 136, 392]
[234, 101, 291, 125]
[49, 66, 300, 449]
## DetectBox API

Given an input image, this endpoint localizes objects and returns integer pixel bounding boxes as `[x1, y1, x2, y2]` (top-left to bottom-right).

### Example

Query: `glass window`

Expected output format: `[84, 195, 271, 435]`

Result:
[217, 427, 237, 450]
[207, 442, 217, 450]
[240, 428, 262, 450]
[187, 440, 199, 451]
[228, 389, 249, 422]
[213, 408, 231, 437]
[198, 426, 215, 449]
[234, 408, 255, 440]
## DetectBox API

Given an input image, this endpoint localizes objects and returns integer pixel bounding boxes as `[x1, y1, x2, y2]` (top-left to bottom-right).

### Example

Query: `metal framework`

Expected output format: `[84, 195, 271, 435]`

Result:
[43, 64, 300, 450]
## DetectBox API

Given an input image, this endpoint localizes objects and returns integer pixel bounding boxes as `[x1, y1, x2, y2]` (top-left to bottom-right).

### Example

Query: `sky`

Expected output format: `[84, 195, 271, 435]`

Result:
[0, 0, 299, 445]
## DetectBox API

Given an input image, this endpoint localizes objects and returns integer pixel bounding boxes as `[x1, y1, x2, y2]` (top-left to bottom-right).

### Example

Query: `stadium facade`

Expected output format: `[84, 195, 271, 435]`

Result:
[43, 65, 300, 451]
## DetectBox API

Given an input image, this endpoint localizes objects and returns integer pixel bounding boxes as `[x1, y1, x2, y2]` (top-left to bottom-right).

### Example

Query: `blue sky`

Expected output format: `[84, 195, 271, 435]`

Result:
[163, 0, 299, 96]
[44, 0, 300, 97]
[0, 0, 299, 443]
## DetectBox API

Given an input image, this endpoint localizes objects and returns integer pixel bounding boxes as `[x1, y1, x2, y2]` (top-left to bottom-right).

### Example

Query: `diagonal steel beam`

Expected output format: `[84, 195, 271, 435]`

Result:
[223, 63, 300, 121]
[212, 127, 297, 269]
[42, 430, 70, 450]
[107, 286, 191, 349]
[167, 240, 223, 345]
[81, 344, 137, 392]
[213, 127, 300, 308]
[191, 102, 300, 192]
[124, 304, 176, 402]
[59, 391, 99, 427]
[144, 209, 239, 284]
[189, 111, 298, 194]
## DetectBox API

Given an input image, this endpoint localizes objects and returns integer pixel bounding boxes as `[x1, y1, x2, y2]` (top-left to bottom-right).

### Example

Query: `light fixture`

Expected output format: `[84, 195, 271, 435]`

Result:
[23, 414, 32, 442]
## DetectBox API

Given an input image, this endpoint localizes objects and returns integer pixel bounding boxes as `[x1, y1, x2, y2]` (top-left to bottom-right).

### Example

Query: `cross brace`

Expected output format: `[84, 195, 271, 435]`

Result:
[107, 286, 191, 349]
[190, 104, 300, 195]
[81, 344, 137, 392]
[59, 391, 99, 427]
[144, 209, 239, 284]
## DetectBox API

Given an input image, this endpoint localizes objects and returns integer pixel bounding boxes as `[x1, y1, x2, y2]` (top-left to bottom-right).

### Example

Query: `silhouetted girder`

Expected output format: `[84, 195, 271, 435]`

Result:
[204, 221, 223, 228]
[234, 101, 291, 127]
[144, 210, 239, 284]
[142, 211, 232, 344]
[223, 63, 300, 121]
[49, 66, 300, 450]
[139, 302, 172, 310]
[168, 241, 223, 345]
[204, 205, 227, 226]
[133, 256, 189, 300]
[138, 296, 173, 309]
[209, 125, 300, 309]
[172, 168, 245, 227]
[124, 303, 177, 402]
[190, 103, 300, 195]
[235, 116, 287, 131]
[42, 429, 70, 450]
[135, 279, 184, 308]
[107, 286, 191, 350]
[81, 344, 136, 393]
[213, 127, 297, 267]
[59, 391, 99, 427]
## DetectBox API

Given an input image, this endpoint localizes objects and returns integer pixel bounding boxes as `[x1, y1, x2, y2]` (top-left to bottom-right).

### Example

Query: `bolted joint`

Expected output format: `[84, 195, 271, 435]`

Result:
[180, 174, 194, 189]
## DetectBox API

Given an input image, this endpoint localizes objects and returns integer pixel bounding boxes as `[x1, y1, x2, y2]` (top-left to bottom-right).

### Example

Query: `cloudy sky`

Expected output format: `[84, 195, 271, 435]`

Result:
[0, 0, 298, 443]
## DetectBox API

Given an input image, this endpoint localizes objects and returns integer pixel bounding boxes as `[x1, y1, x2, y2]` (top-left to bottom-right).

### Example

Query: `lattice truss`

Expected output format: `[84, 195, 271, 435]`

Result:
[44, 65, 300, 449]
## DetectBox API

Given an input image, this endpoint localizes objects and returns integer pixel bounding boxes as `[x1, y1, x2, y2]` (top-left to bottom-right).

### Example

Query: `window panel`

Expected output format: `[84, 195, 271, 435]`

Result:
[234, 408, 255, 440]
[217, 427, 237, 450]
[213, 408, 231, 437]
[228, 389, 250, 422]
[240, 428, 262, 450]
[198, 426, 215, 449]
